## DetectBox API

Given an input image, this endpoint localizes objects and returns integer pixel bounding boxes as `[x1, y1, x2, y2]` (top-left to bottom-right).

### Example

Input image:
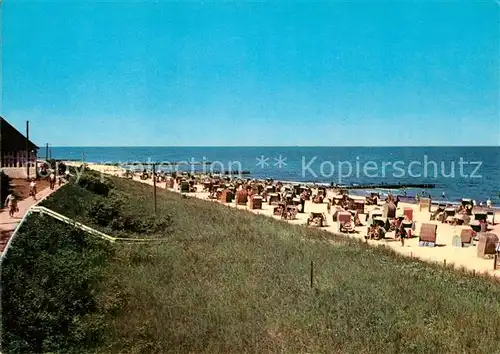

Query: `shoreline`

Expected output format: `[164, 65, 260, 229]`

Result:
[70, 161, 500, 278]
[63, 161, 499, 211]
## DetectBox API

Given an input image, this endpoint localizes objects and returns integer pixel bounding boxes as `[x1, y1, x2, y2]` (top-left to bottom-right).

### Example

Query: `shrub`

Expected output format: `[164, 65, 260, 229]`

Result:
[1, 215, 114, 353]
[77, 174, 113, 196]
[88, 192, 172, 234]
[88, 192, 124, 227]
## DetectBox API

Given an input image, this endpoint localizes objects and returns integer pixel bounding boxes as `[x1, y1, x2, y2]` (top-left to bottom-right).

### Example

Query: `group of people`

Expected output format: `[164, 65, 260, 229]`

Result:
[3, 169, 71, 218]
[365, 216, 410, 246]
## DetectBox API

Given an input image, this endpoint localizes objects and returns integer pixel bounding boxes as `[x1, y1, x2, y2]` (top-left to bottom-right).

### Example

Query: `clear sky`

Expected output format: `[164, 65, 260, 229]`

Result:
[1, 1, 499, 146]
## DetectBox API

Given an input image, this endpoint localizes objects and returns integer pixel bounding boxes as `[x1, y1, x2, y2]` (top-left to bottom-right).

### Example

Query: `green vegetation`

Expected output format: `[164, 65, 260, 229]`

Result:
[2, 169, 500, 353]
[1, 217, 113, 353]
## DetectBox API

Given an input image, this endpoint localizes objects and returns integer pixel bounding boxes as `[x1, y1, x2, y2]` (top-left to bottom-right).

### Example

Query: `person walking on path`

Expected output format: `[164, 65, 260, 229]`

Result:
[4, 193, 19, 218]
[29, 179, 37, 201]
[49, 172, 56, 190]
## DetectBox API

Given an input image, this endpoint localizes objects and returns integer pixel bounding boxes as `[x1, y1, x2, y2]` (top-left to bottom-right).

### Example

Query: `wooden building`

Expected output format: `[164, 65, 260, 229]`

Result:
[0, 117, 38, 171]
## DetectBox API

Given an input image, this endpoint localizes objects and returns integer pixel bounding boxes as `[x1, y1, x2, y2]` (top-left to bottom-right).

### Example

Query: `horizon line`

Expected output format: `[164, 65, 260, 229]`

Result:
[45, 145, 500, 148]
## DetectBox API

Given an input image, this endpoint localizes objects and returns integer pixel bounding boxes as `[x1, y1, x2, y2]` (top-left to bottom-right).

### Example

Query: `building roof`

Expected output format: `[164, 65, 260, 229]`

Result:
[0, 117, 39, 152]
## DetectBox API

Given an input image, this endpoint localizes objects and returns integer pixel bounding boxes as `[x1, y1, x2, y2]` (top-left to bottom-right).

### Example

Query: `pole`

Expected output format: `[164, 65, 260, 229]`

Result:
[46, 143, 49, 160]
[310, 260, 314, 288]
[26, 120, 30, 180]
[153, 163, 157, 213]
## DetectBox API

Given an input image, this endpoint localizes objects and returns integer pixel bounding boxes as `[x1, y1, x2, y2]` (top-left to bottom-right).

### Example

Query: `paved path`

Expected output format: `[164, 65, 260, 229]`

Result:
[0, 185, 61, 253]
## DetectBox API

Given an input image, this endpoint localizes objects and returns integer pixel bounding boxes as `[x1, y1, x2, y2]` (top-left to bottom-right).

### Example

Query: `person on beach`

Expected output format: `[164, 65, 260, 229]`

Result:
[397, 224, 407, 247]
[49, 172, 56, 190]
[300, 190, 308, 213]
[442, 191, 446, 199]
[4, 192, 19, 217]
[29, 179, 37, 200]
[486, 198, 492, 208]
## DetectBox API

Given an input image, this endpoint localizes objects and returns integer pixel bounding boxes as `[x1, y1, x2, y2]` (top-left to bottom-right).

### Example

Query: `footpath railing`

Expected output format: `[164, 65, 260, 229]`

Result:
[30, 206, 166, 243]
[0, 188, 166, 265]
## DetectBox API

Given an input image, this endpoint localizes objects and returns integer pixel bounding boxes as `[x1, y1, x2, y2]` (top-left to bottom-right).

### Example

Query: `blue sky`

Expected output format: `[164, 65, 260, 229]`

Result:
[1, 1, 499, 146]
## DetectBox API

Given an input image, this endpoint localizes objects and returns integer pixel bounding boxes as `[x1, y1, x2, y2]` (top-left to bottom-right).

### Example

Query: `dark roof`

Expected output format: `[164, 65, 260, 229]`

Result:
[0, 117, 39, 152]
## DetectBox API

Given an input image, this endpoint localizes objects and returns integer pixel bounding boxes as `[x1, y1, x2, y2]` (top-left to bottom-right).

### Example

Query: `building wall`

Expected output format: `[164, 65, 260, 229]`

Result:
[1, 151, 37, 168]
[1, 167, 31, 179]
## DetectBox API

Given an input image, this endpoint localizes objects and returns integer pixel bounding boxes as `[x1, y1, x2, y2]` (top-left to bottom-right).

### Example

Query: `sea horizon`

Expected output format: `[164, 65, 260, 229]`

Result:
[48, 145, 500, 148]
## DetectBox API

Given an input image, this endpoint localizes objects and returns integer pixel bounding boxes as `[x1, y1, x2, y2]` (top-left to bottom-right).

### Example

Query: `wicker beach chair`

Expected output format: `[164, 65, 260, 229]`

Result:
[235, 189, 248, 206]
[419, 198, 432, 212]
[249, 195, 263, 210]
[338, 212, 354, 233]
[354, 200, 365, 214]
[268, 193, 280, 205]
[477, 233, 499, 259]
[487, 210, 495, 225]
[284, 205, 298, 220]
[339, 221, 355, 233]
[418, 223, 437, 247]
[273, 202, 286, 216]
[443, 208, 456, 224]
[452, 229, 474, 247]
[307, 212, 326, 227]
[180, 181, 190, 193]
[403, 207, 413, 221]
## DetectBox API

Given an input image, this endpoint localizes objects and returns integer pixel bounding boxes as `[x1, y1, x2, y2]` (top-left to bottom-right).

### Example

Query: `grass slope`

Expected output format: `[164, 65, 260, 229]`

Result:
[2, 171, 500, 353]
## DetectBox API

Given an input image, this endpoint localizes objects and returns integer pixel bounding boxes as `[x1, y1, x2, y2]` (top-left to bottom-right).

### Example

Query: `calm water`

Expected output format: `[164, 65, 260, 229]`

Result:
[51, 146, 499, 204]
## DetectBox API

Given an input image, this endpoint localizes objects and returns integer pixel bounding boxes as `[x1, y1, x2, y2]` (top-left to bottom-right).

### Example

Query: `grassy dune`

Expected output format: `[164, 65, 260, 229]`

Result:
[2, 171, 500, 353]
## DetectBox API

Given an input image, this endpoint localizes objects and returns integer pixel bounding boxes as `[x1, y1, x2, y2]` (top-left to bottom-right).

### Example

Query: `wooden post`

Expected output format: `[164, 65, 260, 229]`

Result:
[310, 260, 314, 288]
[444, 259, 446, 267]
[153, 163, 157, 214]
[26, 121, 30, 180]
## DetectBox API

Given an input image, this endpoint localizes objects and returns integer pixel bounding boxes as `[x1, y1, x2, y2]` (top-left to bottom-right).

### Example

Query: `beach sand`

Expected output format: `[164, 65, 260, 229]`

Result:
[67, 162, 500, 277]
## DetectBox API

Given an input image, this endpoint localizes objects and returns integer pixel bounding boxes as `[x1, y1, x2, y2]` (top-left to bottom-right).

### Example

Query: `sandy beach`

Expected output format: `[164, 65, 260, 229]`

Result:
[67, 162, 500, 277]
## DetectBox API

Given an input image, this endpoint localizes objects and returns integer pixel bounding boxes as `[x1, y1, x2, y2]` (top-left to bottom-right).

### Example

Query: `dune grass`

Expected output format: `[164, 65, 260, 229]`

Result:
[2, 171, 500, 353]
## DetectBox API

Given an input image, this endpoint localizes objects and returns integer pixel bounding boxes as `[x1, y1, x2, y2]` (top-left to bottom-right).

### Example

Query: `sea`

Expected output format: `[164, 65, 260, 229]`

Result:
[50, 146, 499, 205]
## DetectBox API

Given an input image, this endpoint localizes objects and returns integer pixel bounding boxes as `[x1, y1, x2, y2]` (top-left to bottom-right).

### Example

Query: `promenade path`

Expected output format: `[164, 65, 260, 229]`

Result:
[0, 185, 60, 253]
